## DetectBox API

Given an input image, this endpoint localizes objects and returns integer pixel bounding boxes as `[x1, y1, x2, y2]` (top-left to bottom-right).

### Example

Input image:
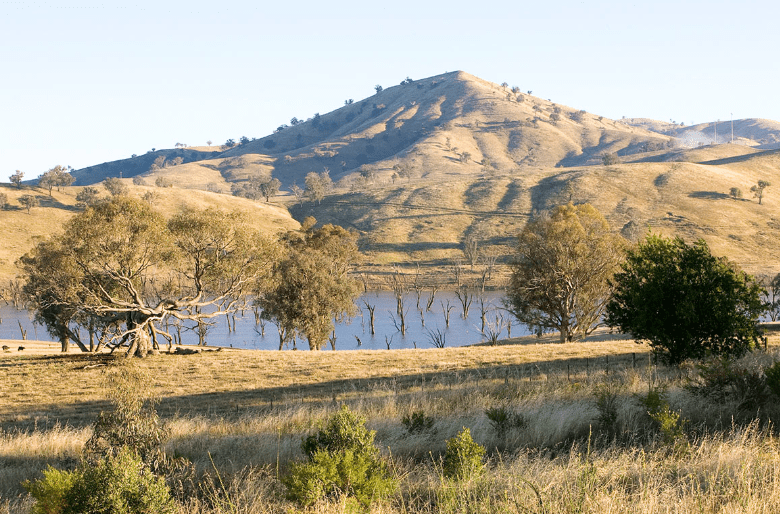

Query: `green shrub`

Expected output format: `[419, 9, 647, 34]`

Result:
[23, 466, 78, 514]
[25, 447, 175, 514]
[687, 358, 770, 413]
[649, 405, 686, 446]
[301, 405, 376, 459]
[402, 410, 434, 434]
[765, 361, 780, 398]
[284, 406, 396, 507]
[485, 406, 525, 438]
[442, 428, 485, 481]
[283, 449, 396, 507]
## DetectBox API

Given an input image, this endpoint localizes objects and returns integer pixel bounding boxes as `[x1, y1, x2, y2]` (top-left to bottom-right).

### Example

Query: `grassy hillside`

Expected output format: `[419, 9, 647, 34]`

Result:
[0, 182, 299, 282]
[296, 150, 780, 277]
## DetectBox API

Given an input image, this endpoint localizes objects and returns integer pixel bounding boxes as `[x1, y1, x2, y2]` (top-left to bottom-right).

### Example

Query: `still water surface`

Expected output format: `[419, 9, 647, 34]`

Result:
[0, 291, 529, 350]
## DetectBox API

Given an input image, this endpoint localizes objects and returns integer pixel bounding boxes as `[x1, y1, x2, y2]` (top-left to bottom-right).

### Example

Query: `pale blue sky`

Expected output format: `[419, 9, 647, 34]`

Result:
[1, 0, 777, 180]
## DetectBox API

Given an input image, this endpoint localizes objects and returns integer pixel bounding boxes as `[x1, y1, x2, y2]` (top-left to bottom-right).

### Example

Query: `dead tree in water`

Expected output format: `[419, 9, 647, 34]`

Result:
[362, 300, 377, 335]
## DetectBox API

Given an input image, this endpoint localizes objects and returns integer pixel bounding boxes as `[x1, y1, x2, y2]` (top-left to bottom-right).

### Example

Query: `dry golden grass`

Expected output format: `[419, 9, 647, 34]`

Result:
[3, 330, 780, 512]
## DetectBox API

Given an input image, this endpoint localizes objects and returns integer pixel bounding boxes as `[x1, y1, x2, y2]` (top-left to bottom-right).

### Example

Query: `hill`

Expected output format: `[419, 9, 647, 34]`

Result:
[0, 183, 299, 282]
[4, 71, 780, 282]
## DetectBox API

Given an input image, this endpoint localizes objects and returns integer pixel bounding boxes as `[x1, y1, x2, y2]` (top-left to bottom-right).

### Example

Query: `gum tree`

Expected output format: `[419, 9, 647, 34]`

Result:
[505, 203, 626, 343]
[20, 197, 276, 356]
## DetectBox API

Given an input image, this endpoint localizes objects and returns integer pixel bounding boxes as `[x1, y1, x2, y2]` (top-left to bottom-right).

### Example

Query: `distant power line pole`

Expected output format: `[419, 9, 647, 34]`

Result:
[714, 120, 718, 144]
[731, 113, 734, 143]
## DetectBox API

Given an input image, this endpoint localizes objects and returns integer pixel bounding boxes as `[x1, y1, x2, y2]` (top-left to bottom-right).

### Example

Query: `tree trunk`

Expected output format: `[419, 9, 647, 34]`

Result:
[60, 335, 69, 352]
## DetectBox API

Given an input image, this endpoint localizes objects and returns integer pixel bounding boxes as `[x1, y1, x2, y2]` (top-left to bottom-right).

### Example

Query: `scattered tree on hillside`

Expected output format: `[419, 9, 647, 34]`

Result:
[38, 165, 74, 196]
[260, 178, 282, 202]
[10, 170, 24, 188]
[0, 192, 7, 210]
[75, 186, 101, 208]
[18, 194, 39, 214]
[239, 136, 250, 145]
[150, 156, 167, 171]
[290, 183, 305, 206]
[224, 139, 236, 148]
[729, 187, 743, 199]
[462, 233, 481, 270]
[505, 203, 626, 343]
[103, 177, 128, 196]
[170, 156, 184, 166]
[751, 180, 770, 204]
[154, 176, 172, 188]
[345, 99, 354, 105]
[141, 190, 159, 206]
[132, 176, 146, 186]
[459, 151, 471, 163]
[304, 170, 332, 204]
[20, 197, 277, 356]
[606, 234, 765, 365]
[374, 84, 383, 94]
[207, 140, 212, 147]
[602, 153, 621, 165]
[257, 219, 361, 350]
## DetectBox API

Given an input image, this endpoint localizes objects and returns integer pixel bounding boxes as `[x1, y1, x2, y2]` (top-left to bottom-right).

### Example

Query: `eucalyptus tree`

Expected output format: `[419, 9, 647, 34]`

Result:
[20, 197, 277, 356]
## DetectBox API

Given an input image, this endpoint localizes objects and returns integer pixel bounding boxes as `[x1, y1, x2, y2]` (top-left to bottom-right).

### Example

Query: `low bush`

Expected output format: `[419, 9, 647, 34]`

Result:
[284, 406, 396, 507]
[402, 411, 434, 435]
[442, 428, 485, 481]
[24, 447, 175, 514]
[485, 406, 525, 438]
[594, 386, 619, 436]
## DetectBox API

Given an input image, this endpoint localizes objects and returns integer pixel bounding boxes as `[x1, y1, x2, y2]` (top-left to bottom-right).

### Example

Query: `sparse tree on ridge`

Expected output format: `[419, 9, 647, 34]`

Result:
[10, 170, 24, 188]
[375, 84, 383, 94]
[505, 203, 626, 343]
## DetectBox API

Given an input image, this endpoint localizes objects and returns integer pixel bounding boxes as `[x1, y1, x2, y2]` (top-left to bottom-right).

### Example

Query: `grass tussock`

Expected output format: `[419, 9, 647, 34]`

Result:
[2, 337, 780, 512]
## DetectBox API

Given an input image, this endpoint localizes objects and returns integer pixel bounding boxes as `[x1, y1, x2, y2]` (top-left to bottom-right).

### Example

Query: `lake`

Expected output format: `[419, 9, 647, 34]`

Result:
[0, 291, 529, 351]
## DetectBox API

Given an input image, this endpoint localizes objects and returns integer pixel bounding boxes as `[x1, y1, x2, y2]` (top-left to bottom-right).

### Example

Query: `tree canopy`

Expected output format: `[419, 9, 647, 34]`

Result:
[38, 165, 74, 196]
[257, 219, 361, 350]
[605, 234, 765, 365]
[505, 203, 626, 343]
[20, 197, 276, 356]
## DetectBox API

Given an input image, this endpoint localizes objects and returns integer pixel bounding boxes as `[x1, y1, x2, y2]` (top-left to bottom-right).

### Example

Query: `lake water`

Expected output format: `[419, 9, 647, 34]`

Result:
[0, 291, 529, 351]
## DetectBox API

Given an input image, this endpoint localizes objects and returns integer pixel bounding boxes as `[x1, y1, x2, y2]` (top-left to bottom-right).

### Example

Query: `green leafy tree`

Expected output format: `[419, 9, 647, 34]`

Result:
[602, 153, 621, 165]
[506, 203, 626, 343]
[10, 170, 24, 188]
[19, 194, 39, 213]
[20, 197, 276, 356]
[258, 220, 361, 350]
[729, 187, 743, 199]
[605, 234, 765, 365]
[442, 427, 485, 481]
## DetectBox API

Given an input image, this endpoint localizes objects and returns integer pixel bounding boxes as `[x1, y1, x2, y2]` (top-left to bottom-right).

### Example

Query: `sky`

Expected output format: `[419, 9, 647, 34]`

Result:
[1, 0, 778, 180]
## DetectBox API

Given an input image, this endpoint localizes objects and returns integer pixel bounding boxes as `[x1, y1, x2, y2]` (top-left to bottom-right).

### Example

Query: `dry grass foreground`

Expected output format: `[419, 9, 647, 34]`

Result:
[3, 330, 780, 512]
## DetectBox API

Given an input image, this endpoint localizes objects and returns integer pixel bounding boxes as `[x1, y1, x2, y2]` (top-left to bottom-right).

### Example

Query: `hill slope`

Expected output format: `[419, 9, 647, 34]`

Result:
[0, 184, 298, 282]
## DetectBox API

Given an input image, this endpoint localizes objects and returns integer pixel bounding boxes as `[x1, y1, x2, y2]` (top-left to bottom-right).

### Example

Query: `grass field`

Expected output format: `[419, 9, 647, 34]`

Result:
[2, 329, 780, 513]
